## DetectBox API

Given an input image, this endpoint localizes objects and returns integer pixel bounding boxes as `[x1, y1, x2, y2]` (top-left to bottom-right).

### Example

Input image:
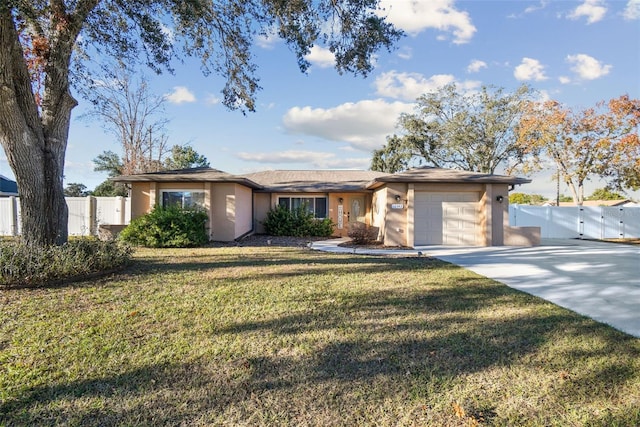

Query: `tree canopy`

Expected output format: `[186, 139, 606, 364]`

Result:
[91, 144, 210, 196]
[164, 145, 210, 170]
[587, 188, 626, 201]
[508, 193, 547, 205]
[371, 84, 536, 174]
[0, 0, 401, 246]
[517, 95, 640, 205]
[63, 182, 90, 197]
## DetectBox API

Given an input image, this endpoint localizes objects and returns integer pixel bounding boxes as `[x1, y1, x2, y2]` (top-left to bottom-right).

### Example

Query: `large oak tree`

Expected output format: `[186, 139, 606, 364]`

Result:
[371, 83, 536, 174]
[0, 0, 401, 246]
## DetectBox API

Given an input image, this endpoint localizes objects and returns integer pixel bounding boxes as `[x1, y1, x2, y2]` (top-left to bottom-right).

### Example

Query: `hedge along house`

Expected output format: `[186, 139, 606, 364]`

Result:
[243, 169, 388, 239]
[113, 166, 540, 247]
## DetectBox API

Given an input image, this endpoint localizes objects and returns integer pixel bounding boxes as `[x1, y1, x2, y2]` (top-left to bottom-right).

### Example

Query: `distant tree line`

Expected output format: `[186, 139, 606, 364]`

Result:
[508, 188, 627, 206]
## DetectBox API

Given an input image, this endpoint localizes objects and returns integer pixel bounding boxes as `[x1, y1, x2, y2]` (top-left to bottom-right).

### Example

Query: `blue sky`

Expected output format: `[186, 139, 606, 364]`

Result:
[1, 0, 639, 199]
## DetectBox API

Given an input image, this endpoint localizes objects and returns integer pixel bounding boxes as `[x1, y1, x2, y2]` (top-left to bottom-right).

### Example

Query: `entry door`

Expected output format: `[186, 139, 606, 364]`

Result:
[348, 196, 365, 224]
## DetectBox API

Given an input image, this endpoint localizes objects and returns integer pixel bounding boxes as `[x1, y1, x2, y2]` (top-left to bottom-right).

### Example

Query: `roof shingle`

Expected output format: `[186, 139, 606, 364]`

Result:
[366, 167, 531, 189]
[243, 170, 388, 192]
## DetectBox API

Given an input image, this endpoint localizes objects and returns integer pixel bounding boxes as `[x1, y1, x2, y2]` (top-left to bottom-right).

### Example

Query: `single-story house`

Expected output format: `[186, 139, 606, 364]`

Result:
[0, 175, 18, 197]
[112, 166, 540, 247]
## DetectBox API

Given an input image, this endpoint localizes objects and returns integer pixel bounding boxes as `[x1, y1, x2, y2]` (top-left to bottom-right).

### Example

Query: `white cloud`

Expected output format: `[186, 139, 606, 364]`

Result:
[305, 45, 335, 68]
[623, 0, 640, 20]
[566, 53, 612, 80]
[537, 90, 552, 102]
[567, 0, 607, 24]
[467, 59, 487, 73]
[205, 94, 221, 106]
[397, 46, 413, 60]
[282, 99, 414, 151]
[256, 26, 280, 49]
[374, 71, 456, 101]
[159, 23, 175, 44]
[514, 58, 548, 81]
[166, 86, 196, 104]
[237, 150, 334, 164]
[379, 0, 476, 44]
[508, 1, 549, 18]
[558, 76, 572, 84]
[236, 150, 370, 169]
[524, 1, 549, 14]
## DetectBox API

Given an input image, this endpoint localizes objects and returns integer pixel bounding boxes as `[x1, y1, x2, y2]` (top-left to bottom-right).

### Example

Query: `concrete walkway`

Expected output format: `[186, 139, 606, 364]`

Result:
[311, 238, 640, 337]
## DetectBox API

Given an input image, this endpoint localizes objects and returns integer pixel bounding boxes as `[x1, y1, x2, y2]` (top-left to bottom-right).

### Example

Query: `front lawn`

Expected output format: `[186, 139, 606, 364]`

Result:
[1, 246, 639, 426]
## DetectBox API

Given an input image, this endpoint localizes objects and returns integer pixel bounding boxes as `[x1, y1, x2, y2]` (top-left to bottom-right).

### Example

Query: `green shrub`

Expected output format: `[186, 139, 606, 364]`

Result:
[119, 205, 209, 248]
[262, 204, 334, 237]
[0, 238, 133, 288]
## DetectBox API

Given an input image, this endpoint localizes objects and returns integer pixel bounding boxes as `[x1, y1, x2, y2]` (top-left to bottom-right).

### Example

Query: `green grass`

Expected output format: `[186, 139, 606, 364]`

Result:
[1, 246, 639, 426]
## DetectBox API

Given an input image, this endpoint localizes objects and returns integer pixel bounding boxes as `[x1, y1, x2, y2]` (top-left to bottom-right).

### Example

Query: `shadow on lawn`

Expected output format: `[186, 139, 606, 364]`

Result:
[2, 249, 640, 425]
[116, 247, 451, 287]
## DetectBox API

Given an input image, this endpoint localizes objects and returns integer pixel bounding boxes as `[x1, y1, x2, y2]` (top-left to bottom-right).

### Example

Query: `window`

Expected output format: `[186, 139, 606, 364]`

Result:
[278, 196, 328, 218]
[161, 191, 205, 209]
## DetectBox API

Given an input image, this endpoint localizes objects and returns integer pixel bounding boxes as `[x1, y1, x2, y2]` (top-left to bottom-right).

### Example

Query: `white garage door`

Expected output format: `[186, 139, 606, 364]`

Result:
[414, 192, 479, 245]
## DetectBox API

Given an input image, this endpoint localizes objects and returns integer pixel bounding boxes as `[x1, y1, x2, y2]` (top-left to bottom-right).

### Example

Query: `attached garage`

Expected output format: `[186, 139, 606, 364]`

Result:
[414, 192, 480, 245]
[367, 167, 534, 247]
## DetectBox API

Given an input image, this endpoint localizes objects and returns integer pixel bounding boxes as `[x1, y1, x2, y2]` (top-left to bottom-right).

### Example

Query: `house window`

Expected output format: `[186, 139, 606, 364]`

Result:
[161, 190, 205, 209]
[278, 196, 328, 218]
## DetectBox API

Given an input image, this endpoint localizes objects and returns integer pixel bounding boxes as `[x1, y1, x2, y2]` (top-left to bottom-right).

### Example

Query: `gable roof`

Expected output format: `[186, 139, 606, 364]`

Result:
[243, 170, 388, 192]
[111, 167, 263, 189]
[366, 167, 531, 189]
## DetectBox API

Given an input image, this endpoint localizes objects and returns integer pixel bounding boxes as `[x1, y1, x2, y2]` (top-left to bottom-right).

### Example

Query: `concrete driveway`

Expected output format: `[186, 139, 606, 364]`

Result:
[417, 239, 640, 338]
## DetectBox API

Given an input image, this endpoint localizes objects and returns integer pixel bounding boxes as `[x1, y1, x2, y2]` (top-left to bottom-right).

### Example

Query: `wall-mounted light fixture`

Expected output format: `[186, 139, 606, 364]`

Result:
[395, 195, 402, 202]
[338, 197, 343, 204]
[496, 195, 504, 203]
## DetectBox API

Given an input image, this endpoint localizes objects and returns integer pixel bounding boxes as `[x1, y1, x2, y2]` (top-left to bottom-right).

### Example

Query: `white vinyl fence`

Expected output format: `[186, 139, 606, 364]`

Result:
[0, 196, 130, 237]
[509, 205, 640, 239]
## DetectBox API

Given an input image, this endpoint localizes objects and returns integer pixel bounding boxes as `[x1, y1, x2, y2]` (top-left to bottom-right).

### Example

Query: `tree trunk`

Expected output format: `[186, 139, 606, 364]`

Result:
[4, 132, 69, 246]
[0, 3, 76, 246]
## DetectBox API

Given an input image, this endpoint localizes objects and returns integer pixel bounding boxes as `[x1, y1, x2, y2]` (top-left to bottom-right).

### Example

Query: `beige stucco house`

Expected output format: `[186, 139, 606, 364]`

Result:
[113, 166, 540, 247]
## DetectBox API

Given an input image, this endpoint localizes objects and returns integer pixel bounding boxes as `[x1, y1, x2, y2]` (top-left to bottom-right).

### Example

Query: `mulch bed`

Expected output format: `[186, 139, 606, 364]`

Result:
[208, 234, 328, 248]
[338, 241, 413, 250]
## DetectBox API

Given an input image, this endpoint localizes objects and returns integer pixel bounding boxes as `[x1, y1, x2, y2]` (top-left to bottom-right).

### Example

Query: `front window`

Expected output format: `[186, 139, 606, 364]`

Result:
[278, 196, 327, 218]
[161, 191, 205, 209]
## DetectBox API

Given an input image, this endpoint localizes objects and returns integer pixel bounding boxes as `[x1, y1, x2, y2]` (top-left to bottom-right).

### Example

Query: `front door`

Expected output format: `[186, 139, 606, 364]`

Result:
[348, 196, 365, 224]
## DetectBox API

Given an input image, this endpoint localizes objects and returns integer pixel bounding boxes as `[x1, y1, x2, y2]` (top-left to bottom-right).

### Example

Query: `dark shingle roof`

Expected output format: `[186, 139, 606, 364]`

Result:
[111, 166, 531, 192]
[111, 167, 263, 189]
[366, 167, 531, 189]
[243, 170, 388, 192]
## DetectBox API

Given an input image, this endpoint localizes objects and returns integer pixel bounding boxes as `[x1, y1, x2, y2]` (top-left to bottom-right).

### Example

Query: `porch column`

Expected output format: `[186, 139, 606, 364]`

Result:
[407, 184, 415, 247]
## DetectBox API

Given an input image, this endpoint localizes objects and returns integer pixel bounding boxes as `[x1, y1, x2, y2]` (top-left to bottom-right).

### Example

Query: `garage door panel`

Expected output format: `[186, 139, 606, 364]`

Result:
[415, 192, 479, 246]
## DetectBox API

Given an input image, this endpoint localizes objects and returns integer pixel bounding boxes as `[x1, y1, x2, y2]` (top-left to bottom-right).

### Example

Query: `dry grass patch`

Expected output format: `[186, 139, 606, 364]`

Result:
[600, 238, 640, 246]
[1, 246, 639, 426]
